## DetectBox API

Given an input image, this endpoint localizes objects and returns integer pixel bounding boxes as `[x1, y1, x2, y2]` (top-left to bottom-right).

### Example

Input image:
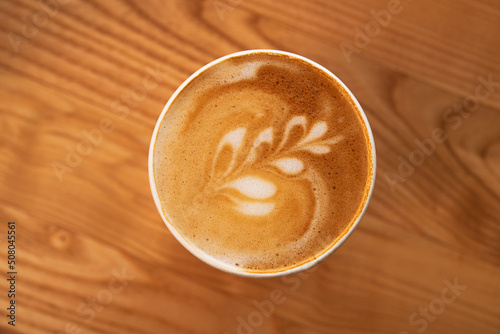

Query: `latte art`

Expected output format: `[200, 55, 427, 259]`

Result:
[210, 117, 343, 218]
[152, 52, 373, 274]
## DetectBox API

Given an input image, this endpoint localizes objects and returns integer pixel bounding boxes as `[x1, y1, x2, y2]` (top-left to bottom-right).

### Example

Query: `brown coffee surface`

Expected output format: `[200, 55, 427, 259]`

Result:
[153, 52, 373, 273]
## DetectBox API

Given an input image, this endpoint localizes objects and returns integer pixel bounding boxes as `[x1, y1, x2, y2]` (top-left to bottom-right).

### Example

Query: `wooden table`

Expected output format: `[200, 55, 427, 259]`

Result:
[1, 0, 499, 333]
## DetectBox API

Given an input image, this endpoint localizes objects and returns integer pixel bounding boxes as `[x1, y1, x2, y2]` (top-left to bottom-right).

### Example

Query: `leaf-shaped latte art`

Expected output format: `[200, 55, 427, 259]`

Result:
[211, 116, 344, 217]
[276, 116, 307, 151]
[254, 127, 273, 146]
[298, 121, 328, 146]
[245, 127, 273, 164]
[271, 158, 304, 175]
[302, 145, 331, 154]
[213, 127, 246, 177]
[322, 135, 343, 145]
[298, 135, 343, 155]
[223, 176, 276, 199]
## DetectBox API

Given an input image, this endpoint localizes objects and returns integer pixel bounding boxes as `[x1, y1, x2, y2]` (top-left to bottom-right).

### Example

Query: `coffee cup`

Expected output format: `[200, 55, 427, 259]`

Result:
[149, 50, 376, 278]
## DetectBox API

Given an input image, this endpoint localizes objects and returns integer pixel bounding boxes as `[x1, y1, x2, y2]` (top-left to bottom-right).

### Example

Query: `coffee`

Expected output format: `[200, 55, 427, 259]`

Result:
[151, 51, 374, 275]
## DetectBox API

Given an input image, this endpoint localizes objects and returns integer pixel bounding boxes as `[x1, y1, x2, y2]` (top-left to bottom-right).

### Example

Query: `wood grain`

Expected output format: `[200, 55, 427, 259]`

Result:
[0, 0, 499, 333]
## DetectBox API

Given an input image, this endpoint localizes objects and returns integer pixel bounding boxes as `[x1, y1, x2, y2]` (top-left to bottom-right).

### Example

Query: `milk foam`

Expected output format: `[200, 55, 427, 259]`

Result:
[153, 52, 372, 273]
[223, 176, 276, 200]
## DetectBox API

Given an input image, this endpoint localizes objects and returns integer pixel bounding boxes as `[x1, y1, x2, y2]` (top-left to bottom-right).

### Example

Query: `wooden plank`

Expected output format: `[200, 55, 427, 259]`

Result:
[0, 0, 499, 333]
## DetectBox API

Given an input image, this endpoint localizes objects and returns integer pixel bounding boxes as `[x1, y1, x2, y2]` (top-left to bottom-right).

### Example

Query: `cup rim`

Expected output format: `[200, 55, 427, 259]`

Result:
[148, 49, 376, 278]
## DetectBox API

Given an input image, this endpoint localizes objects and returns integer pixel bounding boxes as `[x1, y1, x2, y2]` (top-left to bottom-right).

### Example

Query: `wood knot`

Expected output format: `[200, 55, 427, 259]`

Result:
[50, 229, 73, 251]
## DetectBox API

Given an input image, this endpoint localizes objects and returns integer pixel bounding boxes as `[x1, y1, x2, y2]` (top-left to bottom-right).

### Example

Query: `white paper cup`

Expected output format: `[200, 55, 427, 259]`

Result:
[149, 50, 376, 278]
